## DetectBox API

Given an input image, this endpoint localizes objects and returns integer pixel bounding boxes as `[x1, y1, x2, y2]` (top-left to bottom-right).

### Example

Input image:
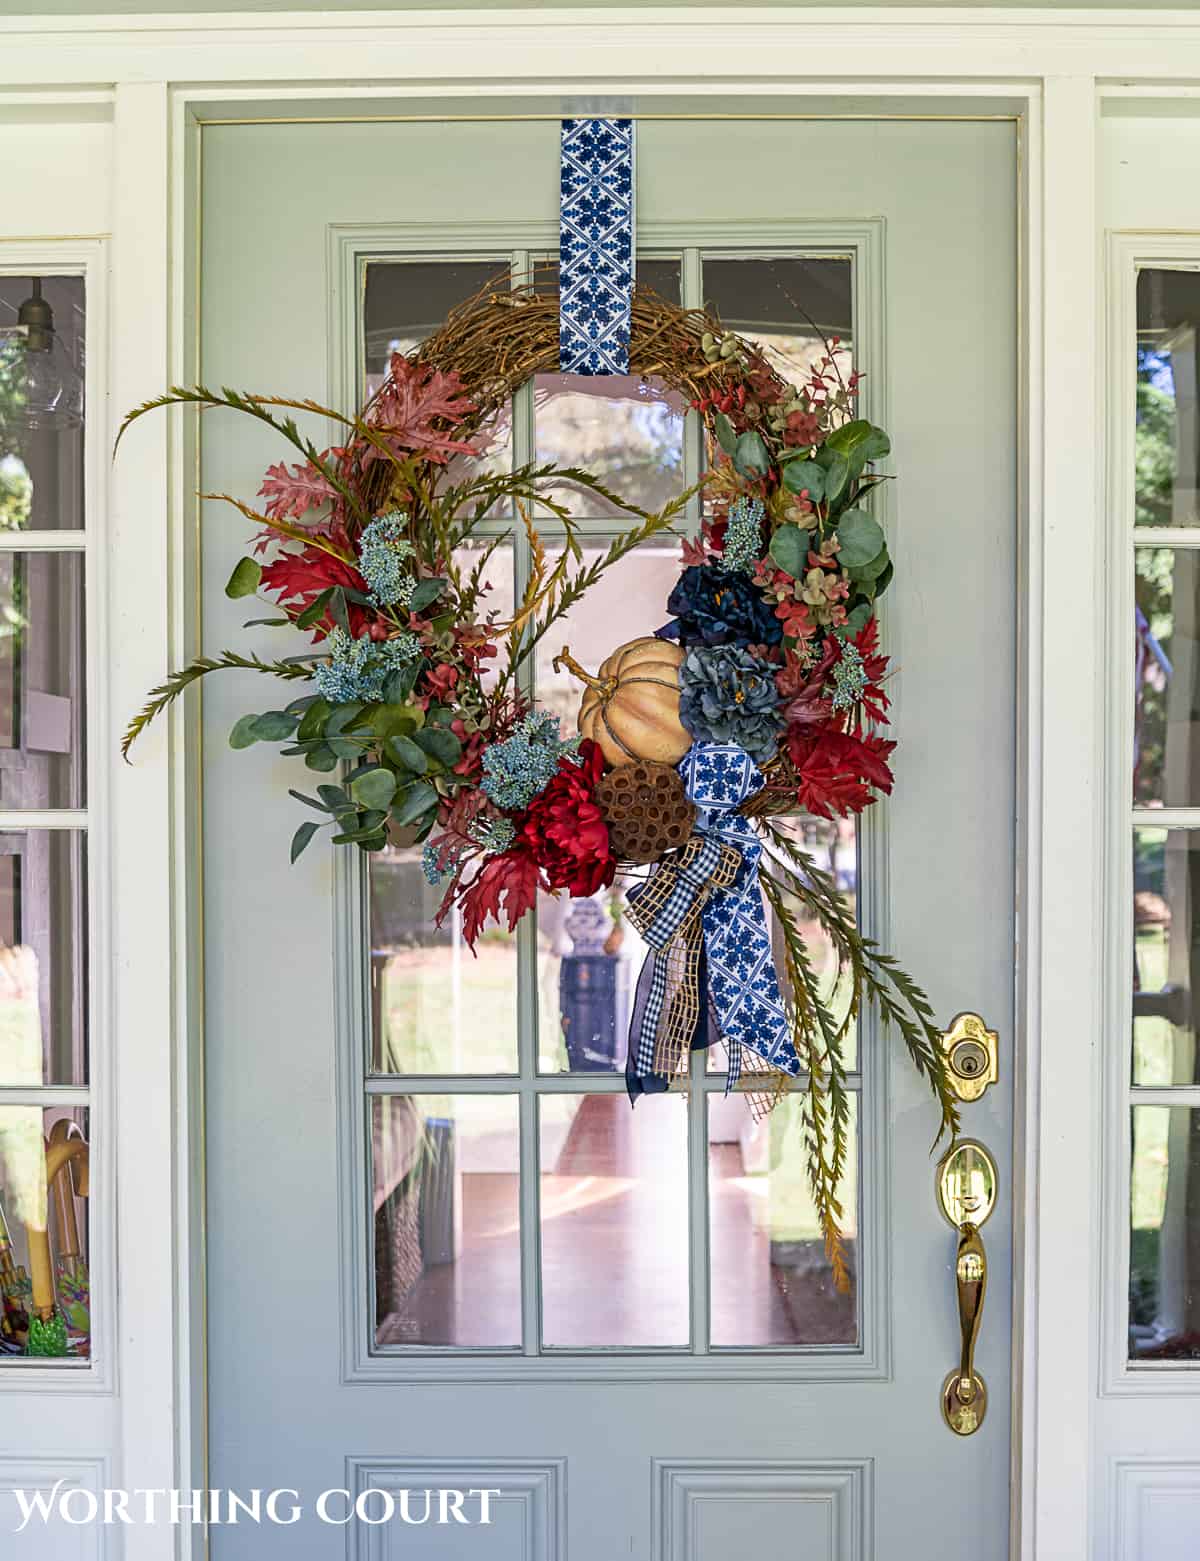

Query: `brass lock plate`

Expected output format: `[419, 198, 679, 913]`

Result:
[939, 1012, 999, 1103]
[936, 1139, 998, 1229]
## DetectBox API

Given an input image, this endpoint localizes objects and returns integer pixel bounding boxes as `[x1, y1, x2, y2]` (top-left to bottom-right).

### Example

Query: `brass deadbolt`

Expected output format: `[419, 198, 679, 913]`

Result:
[939, 1012, 999, 1103]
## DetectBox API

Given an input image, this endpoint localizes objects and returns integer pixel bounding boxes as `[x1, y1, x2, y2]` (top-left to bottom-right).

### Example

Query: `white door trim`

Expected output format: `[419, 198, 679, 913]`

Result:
[0, 12, 1180, 1558]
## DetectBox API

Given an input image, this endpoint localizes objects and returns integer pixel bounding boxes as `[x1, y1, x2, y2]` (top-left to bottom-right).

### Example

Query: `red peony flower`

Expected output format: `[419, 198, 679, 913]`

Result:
[520, 739, 615, 897]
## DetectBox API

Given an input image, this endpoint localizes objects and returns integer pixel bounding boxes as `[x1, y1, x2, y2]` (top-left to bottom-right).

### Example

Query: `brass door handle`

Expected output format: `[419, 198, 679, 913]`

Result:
[936, 1139, 997, 1436]
[942, 1222, 988, 1435]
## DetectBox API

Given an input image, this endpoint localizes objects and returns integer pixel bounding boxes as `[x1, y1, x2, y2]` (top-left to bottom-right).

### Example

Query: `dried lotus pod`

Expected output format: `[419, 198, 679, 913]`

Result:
[595, 760, 695, 865]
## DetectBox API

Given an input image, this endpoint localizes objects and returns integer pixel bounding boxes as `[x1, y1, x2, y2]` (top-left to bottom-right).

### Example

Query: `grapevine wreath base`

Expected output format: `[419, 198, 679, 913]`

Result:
[120, 275, 958, 1285]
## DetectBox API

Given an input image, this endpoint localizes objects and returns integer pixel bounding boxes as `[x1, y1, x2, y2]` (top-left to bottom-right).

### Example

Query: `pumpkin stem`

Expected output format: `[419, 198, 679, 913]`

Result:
[552, 645, 616, 698]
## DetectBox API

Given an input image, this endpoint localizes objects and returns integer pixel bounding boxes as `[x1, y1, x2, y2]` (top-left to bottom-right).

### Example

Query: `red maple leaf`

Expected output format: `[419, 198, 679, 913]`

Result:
[451, 848, 541, 948]
[258, 459, 341, 521]
[850, 617, 891, 726]
[786, 727, 896, 819]
[363, 355, 481, 466]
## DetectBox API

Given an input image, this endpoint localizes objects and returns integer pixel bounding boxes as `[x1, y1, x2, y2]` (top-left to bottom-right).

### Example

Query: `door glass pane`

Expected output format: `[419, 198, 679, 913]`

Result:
[0, 275, 85, 531]
[0, 832, 87, 1088]
[0, 551, 86, 809]
[701, 255, 853, 387]
[709, 1091, 858, 1347]
[362, 257, 512, 494]
[1134, 546, 1200, 807]
[1129, 1104, 1200, 1362]
[1136, 267, 1200, 529]
[0, 1105, 90, 1361]
[369, 848, 518, 1076]
[534, 258, 685, 518]
[534, 536, 686, 1074]
[540, 1092, 688, 1347]
[1133, 827, 1200, 1086]
[372, 1094, 520, 1349]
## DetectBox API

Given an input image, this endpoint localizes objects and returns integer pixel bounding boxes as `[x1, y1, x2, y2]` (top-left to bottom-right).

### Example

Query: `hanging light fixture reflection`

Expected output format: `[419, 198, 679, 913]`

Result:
[2, 279, 84, 433]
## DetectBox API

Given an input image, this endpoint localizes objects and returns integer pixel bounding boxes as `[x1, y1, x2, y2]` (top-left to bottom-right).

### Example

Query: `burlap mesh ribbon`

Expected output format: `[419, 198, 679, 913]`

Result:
[623, 743, 804, 1101]
[624, 834, 741, 1079]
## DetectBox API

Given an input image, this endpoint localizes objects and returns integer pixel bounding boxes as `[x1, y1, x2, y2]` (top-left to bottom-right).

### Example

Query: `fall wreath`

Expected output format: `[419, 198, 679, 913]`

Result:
[119, 276, 957, 1280]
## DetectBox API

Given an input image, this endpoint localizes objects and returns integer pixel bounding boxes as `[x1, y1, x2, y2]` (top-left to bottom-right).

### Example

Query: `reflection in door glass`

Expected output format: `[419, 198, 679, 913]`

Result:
[709, 1092, 858, 1347]
[373, 1094, 520, 1349]
[1136, 268, 1200, 529]
[0, 1105, 90, 1361]
[1129, 1105, 1200, 1361]
[540, 1093, 689, 1347]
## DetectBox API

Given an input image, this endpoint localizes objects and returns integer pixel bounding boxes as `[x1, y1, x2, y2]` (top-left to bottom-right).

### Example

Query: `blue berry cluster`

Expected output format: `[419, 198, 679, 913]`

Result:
[470, 816, 517, 854]
[313, 627, 421, 704]
[422, 841, 460, 887]
[722, 496, 765, 574]
[480, 711, 580, 811]
[830, 640, 868, 713]
[357, 512, 416, 609]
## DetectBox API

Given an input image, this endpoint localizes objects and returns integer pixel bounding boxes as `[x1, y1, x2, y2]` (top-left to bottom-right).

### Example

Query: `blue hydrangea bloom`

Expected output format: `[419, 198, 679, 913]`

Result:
[357, 512, 415, 609]
[678, 645, 784, 764]
[313, 627, 421, 704]
[480, 711, 581, 811]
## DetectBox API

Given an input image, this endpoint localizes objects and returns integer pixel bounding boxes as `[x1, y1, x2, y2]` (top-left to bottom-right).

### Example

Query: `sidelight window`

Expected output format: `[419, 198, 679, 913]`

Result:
[1127, 265, 1200, 1364]
[0, 272, 91, 1367]
[356, 248, 867, 1359]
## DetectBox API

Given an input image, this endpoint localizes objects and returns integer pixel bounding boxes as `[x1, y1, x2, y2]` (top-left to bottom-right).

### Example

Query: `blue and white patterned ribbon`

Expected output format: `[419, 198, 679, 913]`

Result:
[625, 743, 801, 1095]
[559, 117, 634, 375]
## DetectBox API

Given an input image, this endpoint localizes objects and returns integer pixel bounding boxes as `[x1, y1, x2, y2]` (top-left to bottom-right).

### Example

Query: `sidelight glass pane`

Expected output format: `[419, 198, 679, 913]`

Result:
[1136, 267, 1200, 529]
[0, 552, 86, 810]
[369, 847, 517, 1076]
[1133, 827, 1200, 1086]
[372, 1094, 520, 1349]
[534, 258, 685, 518]
[0, 1106, 90, 1361]
[709, 1091, 858, 1347]
[540, 1092, 689, 1347]
[701, 255, 854, 386]
[1134, 546, 1200, 808]
[1129, 1104, 1200, 1362]
[0, 275, 85, 531]
[0, 832, 87, 1088]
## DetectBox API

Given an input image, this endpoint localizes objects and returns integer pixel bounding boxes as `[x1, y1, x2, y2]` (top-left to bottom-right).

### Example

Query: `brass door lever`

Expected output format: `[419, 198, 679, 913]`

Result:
[942, 1222, 988, 1435]
[936, 1138, 997, 1436]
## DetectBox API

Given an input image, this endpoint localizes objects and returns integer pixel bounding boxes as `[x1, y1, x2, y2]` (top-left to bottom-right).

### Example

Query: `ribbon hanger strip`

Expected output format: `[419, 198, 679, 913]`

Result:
[559, 118, 635, 375]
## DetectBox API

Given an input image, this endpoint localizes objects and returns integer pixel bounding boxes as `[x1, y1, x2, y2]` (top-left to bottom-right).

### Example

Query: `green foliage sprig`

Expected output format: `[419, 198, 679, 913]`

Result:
[756, 819, 960, 1282]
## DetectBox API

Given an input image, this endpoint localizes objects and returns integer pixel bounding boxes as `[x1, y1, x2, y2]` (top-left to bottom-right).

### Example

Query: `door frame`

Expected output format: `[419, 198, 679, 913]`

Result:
[0, 9, 1163, 1558]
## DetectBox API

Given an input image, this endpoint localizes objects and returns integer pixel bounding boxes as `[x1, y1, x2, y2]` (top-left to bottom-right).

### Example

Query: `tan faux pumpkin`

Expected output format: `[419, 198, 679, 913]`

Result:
[555, 637, 691, 769]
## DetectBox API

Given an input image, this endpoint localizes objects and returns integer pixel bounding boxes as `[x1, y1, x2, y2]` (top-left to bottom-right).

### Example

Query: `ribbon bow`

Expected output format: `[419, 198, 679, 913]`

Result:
[625, 743, 802, 1098]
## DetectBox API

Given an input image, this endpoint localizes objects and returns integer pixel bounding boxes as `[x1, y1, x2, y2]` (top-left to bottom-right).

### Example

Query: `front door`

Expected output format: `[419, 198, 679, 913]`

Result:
[198, 115, 1016, 1559]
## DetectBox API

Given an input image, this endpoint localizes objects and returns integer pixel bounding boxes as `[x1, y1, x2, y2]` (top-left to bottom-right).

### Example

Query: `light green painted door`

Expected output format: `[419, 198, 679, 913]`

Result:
[199, 116, 1016, 1560]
